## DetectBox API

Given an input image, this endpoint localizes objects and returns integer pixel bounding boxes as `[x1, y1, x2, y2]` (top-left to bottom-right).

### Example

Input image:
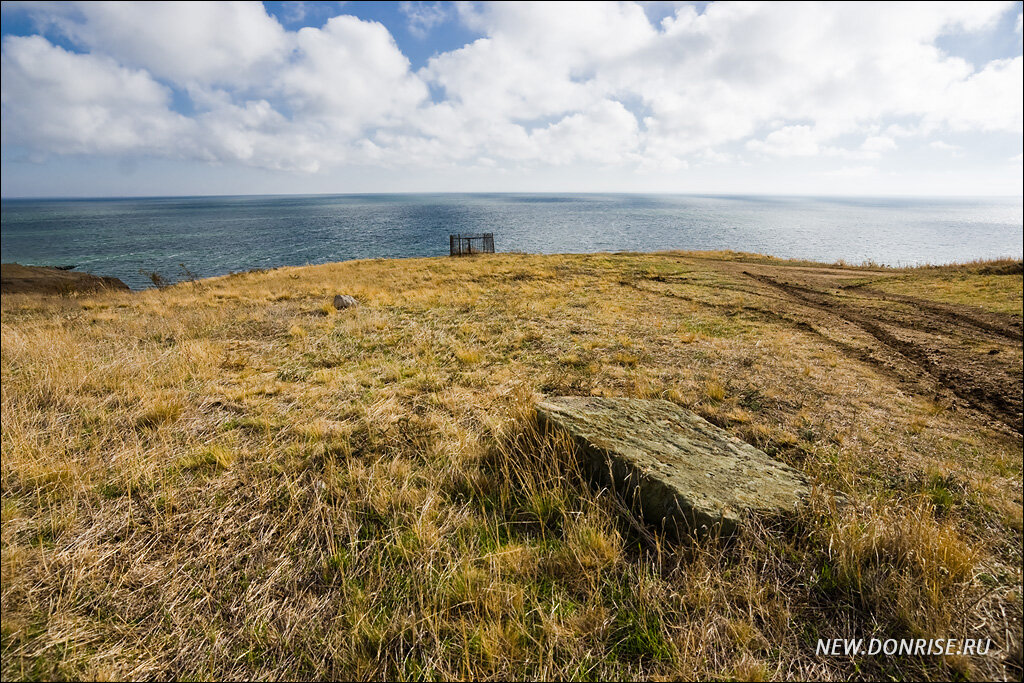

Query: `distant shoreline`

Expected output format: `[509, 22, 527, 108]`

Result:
[0, 263, 130, 295]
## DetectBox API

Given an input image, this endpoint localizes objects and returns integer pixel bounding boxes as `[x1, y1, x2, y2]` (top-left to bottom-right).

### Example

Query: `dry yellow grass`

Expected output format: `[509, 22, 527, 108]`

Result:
[872, 259, 1023, 315]
[1, 252, 1021, 681]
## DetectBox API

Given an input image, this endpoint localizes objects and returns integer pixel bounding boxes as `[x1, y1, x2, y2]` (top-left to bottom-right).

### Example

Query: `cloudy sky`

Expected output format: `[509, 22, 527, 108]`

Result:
[1, 1, 1022, 197]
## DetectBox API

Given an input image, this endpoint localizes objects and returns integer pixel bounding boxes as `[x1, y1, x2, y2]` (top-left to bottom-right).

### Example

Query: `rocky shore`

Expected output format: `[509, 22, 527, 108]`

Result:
[1, 263, 130, 295]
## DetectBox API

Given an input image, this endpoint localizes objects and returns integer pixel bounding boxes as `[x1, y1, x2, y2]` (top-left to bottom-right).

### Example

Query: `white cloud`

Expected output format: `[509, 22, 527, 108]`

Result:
[747, 125, 823, 157]
[528, 99, 641, 165]
[0, 35, 193, 155]
[1, 0, 1021, 185]
[927, 56, 1023, 133]
[416, 1, 1021, 168]
[278, 1, 312, 26]
[859, 135, 897, 155]
[28, 1, 289, 86]
[2, 6, 428, 171]
[400, 2, 451, 38]
[281, 15, 427, 133]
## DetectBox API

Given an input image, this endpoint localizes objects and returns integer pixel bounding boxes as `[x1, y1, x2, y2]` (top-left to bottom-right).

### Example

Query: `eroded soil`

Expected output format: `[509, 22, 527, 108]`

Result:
[728, 262, 1023, 434]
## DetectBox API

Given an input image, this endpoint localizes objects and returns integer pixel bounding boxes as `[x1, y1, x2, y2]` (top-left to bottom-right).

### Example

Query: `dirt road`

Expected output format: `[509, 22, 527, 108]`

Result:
[728, 263, 1023, 434]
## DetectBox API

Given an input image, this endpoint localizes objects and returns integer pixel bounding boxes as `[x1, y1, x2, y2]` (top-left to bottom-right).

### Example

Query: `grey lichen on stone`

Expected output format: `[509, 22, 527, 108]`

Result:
[535, 396, 812, 538]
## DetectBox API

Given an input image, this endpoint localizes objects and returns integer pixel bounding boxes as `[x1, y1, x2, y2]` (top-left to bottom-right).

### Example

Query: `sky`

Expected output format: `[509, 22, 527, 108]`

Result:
[1, 1, 1022, 198]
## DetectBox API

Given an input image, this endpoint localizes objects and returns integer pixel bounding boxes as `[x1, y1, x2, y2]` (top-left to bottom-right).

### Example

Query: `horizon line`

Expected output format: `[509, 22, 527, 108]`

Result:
[3, 190, 1023, 201]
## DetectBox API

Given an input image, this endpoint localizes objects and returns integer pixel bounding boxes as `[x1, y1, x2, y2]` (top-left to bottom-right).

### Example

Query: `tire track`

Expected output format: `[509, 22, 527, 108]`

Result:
[844, 287, 1022, 343]
[746, 272, 1023, 435]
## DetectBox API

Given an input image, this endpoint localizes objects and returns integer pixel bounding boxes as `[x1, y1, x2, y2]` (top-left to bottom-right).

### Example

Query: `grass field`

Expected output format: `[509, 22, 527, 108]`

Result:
[2, 251, 1021, 681]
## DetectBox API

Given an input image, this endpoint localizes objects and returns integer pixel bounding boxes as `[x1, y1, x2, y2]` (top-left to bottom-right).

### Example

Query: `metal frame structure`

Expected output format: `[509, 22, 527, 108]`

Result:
[449, 233, 495, 256]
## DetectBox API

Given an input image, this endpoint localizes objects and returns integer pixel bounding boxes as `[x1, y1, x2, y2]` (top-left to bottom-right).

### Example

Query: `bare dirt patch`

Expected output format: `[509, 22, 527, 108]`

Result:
[740, 267, 1022, 435]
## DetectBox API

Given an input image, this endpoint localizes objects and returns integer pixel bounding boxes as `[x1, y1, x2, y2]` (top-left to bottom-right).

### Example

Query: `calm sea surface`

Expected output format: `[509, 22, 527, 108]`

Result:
[2, 193, 1021, 290]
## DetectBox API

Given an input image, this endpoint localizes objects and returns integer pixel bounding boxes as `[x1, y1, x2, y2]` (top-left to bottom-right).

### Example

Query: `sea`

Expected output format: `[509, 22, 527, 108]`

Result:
[1, 193, 1021, 290]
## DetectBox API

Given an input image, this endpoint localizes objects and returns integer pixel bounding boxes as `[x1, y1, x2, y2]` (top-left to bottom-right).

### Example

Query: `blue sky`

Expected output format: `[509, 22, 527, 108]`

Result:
[264, 2, 485, 70]
[1, 1, 1021, 197]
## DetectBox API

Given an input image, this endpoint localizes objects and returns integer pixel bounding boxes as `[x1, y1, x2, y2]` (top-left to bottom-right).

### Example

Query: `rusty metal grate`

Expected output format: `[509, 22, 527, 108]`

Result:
[449, 233, 494, 256]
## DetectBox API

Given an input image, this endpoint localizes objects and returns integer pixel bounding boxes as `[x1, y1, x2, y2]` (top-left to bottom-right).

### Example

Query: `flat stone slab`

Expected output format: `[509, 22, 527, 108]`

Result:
[535, 396, 811, 537]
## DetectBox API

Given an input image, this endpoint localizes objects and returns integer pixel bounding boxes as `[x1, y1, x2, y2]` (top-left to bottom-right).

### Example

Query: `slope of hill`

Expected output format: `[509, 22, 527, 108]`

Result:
[2, 252, 1021, 681]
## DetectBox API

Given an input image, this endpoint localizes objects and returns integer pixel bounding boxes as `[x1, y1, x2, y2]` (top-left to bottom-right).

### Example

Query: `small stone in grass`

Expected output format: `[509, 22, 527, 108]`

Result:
[333, 294, 359, 310]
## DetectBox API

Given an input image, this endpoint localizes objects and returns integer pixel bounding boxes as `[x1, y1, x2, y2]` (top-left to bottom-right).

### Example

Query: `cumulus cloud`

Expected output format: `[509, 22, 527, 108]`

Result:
[528, 99, 642, 165]
[1, 0, 1021, 178]
[281, 16, 427, 132]
[25, 1, 289, 85]
[929, 56, 1023, 133]
[418, 1, 1021, 169]
[2, 2, 427, 170]
[0, 35, 193, 155]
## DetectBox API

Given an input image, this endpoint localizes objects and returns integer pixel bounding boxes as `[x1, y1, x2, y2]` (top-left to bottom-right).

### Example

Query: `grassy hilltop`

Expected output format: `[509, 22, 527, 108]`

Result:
[1, 251, 1021, 681]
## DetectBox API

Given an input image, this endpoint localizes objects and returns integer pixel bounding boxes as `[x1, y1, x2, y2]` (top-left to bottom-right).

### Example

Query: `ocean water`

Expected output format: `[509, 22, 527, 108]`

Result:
[2, 193, 1021, 290]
